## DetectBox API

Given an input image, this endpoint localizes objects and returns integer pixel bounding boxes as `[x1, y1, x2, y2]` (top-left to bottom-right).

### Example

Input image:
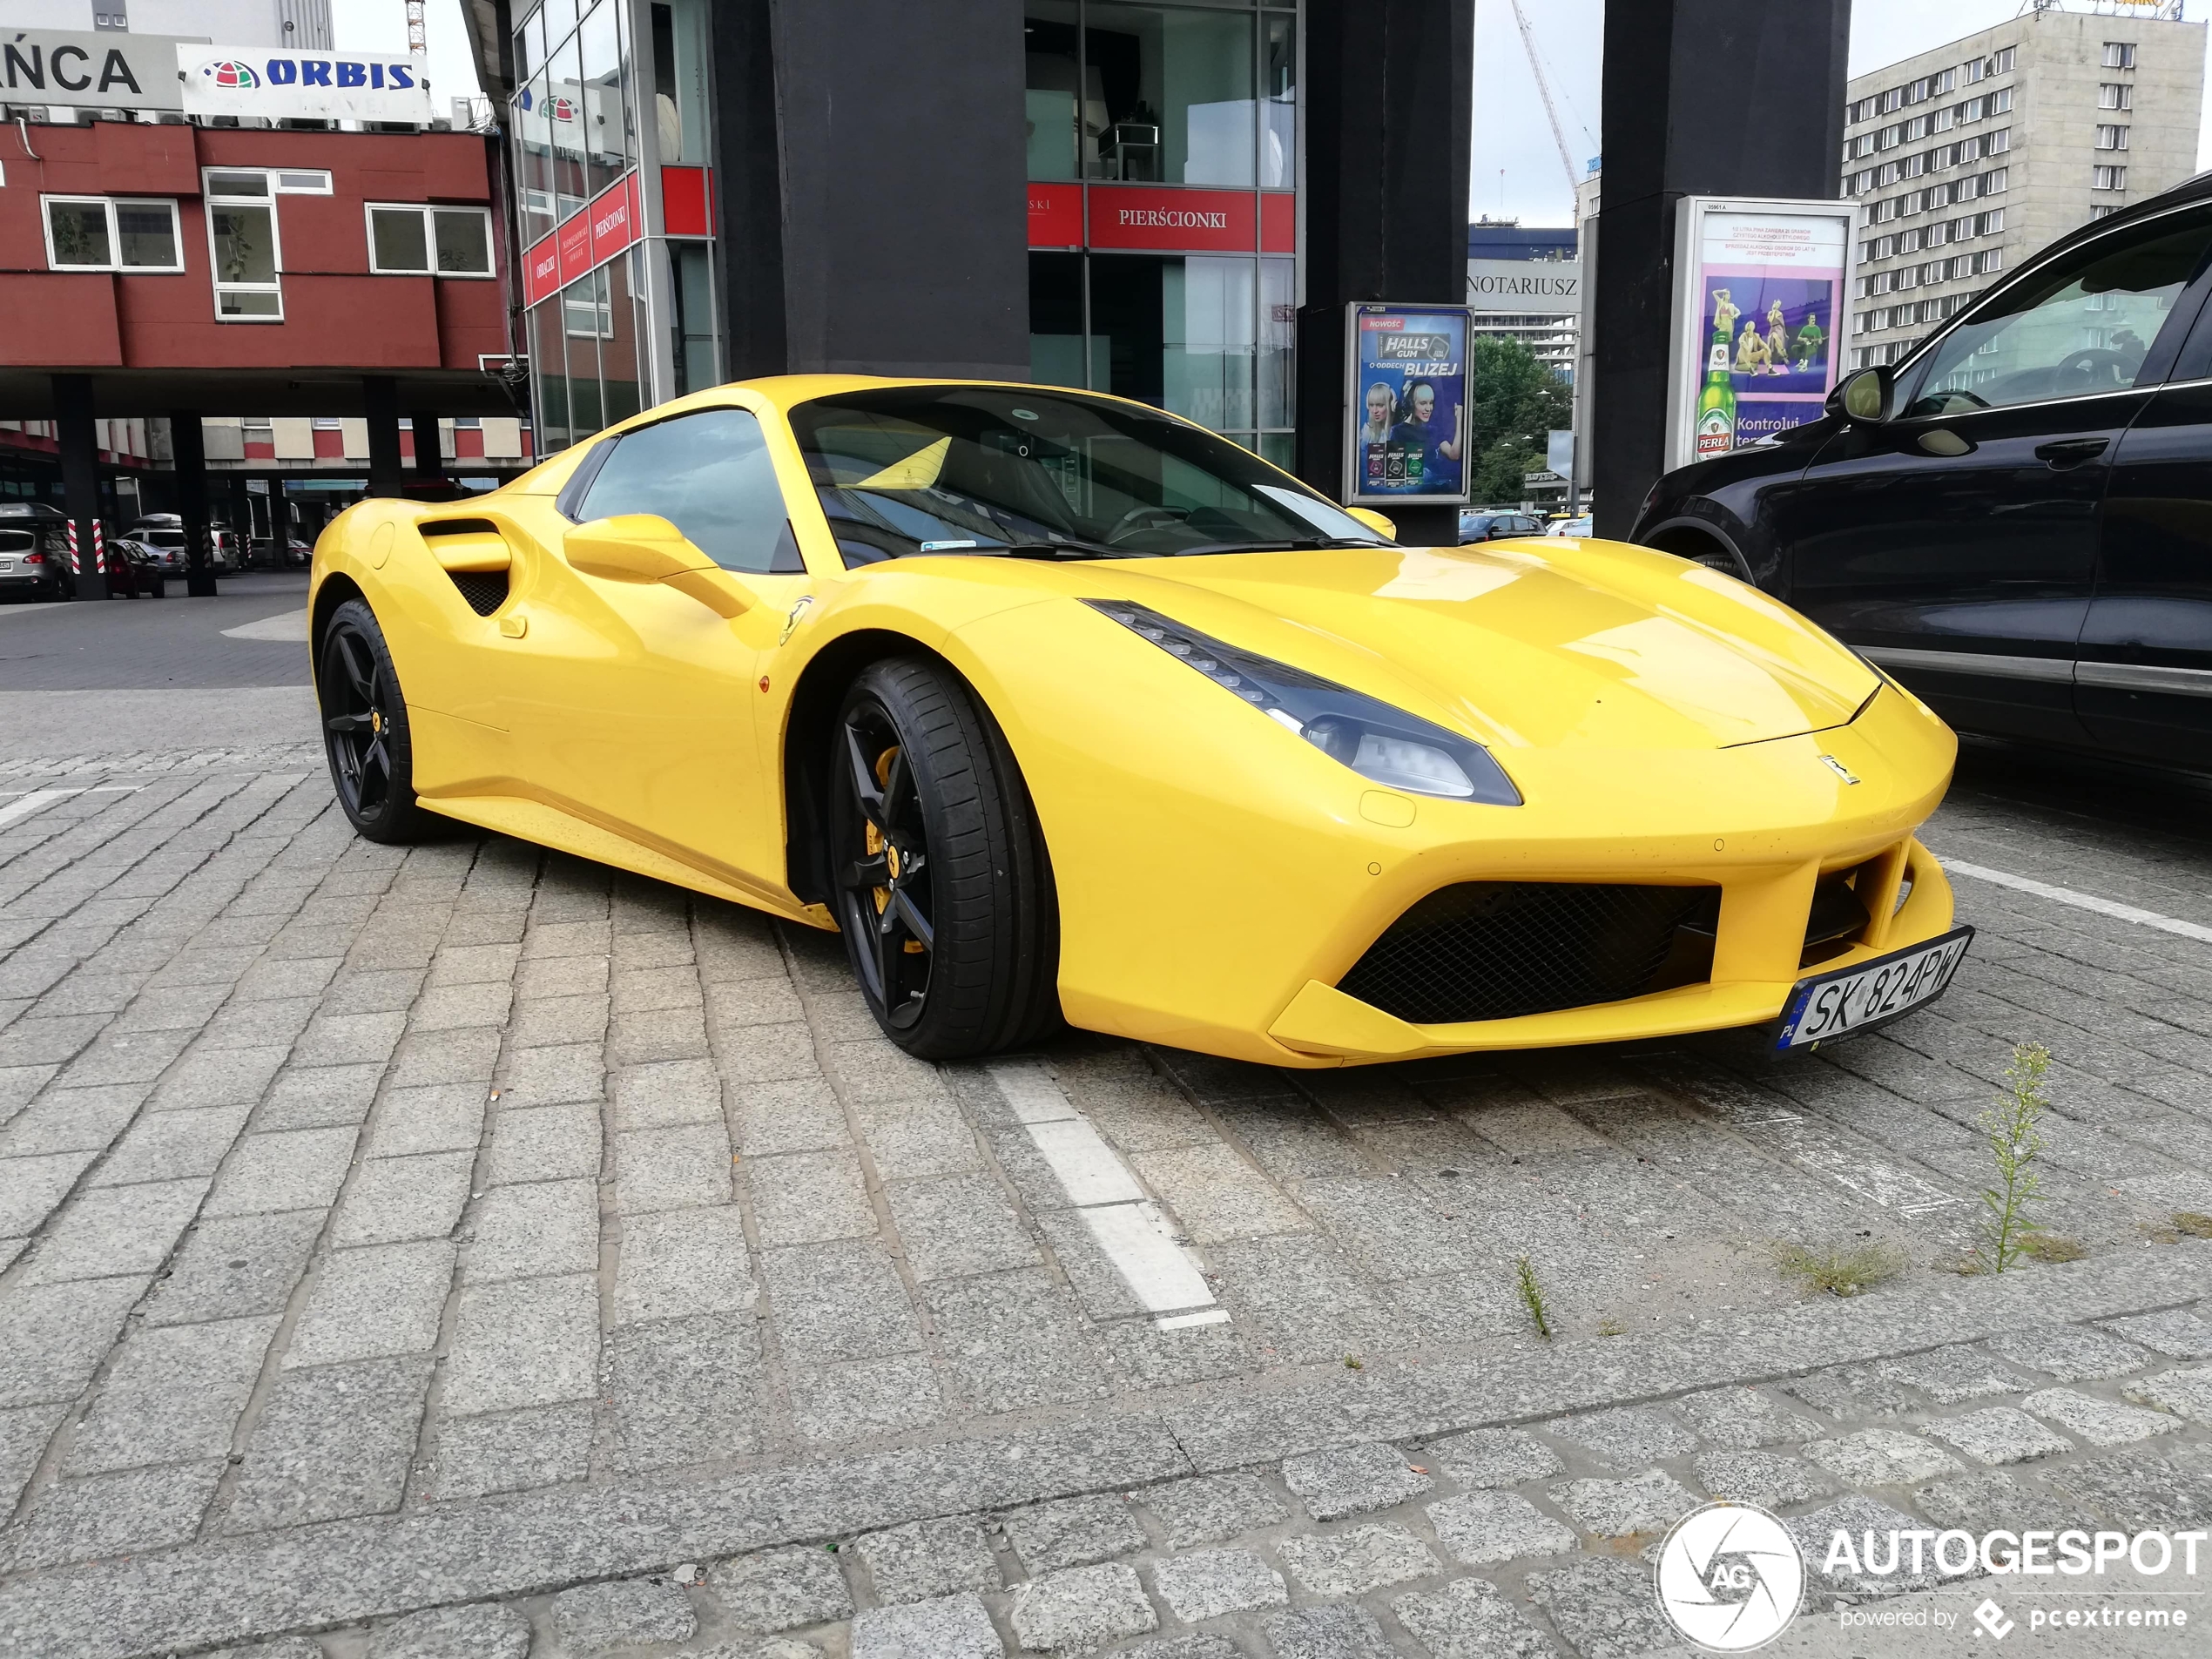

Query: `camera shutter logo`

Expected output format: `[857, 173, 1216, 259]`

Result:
[1656, 1502, 1805, 1651]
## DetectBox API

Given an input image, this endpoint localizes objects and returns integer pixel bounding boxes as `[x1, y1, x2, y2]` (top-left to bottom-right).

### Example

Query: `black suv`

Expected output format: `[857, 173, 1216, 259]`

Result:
[1633, 174, 2212, 773]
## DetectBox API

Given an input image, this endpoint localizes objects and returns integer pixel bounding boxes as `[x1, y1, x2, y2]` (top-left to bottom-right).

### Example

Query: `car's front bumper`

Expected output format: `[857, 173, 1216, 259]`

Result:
[961, 604, 1960, 1067]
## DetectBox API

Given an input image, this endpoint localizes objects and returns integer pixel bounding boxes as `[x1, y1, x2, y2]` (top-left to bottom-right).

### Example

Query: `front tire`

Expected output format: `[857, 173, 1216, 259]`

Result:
[826, 658, 1060, 1059]
[318, 597, 429, 843]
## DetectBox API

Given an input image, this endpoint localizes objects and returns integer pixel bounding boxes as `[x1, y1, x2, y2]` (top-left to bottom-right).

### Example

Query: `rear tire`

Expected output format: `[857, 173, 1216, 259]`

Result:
[318, 597, 430, 843]
[825, 657, 1061, 1059]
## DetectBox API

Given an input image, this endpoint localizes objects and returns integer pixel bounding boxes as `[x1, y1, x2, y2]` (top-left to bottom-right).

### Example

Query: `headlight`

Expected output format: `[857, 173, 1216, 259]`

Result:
[1084, 599, 1521, 806]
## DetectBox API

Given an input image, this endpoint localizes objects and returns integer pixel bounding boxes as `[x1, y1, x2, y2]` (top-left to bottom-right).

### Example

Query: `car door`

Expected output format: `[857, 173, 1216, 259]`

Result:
[2078, 258, 2212, 770]
[1777, 208, 2212, 744]
[500, 402, 815, 883]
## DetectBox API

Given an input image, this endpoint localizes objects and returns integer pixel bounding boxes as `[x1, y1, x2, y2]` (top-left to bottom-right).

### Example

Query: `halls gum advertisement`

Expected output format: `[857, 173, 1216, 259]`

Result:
[1346, 304, 1474, 505]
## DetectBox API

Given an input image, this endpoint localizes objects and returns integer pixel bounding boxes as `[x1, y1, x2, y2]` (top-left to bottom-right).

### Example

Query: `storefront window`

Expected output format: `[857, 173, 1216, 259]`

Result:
[1259, 255, 1294, 428]
[1084, 3, 1255, 185]
[1025, 2, 1084, 181]
[578, 0, 630, 198]
[671, 242, 718, 395]
[651, 0, 711, 165]
[531, 301, 570, 452]
[1262, 12, 1295, 188]
[1021, 4, 1298, 457]
[602, 253, 646, 427]
[516, 70, 557, 241]
[550, 30, 589, 221]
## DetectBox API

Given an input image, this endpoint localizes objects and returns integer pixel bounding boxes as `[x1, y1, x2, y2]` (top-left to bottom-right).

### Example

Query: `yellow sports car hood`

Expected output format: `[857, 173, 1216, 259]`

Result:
[1059, 539, 1880, 752]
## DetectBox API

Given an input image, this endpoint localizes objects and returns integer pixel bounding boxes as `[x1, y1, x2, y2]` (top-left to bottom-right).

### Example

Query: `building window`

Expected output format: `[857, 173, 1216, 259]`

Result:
[41, 197, 182, 272]
[203, 171, 284, 320]
[2100, 83, 2134, 111]
[1993, 46, 2015, 73]
[2096, 125, 2129, 152]
[365, 205, 496, 275]
[1989, 86, 2012, 114]
[1964, 57, 1985, 84]
[2093, 165, 2128, 191]
[2102, 42, 2136, 70]
[2091, 203, 2121, 219]
[1986, 128, 2010, 155]
[1934, 68, 1955, 95]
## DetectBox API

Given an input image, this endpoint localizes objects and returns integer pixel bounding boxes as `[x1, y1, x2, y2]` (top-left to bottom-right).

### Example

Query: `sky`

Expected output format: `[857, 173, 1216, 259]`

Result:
[1471, 0, 2212, 227]
[329, 0, 485, 112]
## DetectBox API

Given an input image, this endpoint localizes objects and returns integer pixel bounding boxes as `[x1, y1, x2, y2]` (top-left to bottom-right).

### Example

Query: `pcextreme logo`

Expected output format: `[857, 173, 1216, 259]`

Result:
[1656, 1502, 1806, 1651]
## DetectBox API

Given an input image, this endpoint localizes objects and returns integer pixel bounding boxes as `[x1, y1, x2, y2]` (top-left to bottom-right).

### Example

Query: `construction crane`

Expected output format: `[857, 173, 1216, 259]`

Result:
[1507, 0, 1582, 205]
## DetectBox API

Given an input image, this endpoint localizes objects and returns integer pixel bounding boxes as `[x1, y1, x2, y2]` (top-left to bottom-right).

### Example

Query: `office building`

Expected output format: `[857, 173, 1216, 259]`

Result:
[1465, 220, 1578, 381]
[1840, 3, 2205, 368]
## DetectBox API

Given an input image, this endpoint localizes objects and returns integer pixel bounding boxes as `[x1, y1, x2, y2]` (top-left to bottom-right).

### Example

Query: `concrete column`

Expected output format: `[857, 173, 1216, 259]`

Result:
[169, 411, 218, 596]
[411, 411, 446, 484]
[229, 474, 254, 566]
[1590, 0, 1851, 536]
[1293, 0, 1477, 549]
[363, 377, 404, 498]
[54, 374, 109, 601]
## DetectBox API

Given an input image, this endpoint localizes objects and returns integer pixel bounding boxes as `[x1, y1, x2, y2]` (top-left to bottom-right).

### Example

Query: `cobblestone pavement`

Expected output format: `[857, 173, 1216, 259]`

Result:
[1, 726, 2210, 1658]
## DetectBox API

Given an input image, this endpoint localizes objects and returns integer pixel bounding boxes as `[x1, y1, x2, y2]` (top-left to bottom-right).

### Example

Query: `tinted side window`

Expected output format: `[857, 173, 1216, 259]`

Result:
[1901, 209, 2212, 417]
[577, 407, 804, 574]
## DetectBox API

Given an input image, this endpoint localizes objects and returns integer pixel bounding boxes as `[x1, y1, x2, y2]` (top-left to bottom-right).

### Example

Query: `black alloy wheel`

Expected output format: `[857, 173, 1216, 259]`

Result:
[319, 597, 428, 843]
[826, 658, 1061, 1059]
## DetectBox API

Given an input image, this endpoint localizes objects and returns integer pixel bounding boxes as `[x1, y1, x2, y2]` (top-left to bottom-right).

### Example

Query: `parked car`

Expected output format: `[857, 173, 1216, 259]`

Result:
[1633, 173, 2212, 775]
[1456, 509, 1544, 543]
[106, 539, 166, 597]
[129, 516, 234, 574]
[125, 534, 189, 581]
[0, 503, 70, 600]
[1548, 514, 1595, 537]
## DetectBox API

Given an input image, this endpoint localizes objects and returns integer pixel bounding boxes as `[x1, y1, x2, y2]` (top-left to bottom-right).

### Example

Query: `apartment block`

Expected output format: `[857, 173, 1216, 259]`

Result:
[1839, 3, 2204, 369]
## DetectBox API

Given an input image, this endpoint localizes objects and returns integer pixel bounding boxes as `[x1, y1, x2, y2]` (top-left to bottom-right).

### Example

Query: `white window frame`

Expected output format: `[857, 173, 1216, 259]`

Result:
[2096, 125, 2130, 152]
[2092, 165, 2128, 192]
[2100, 83, 2134, 111]
[202, 167, 287, 323]
[362, 203, 497, 278]
[40, 196, 185, 273]
[2103, 42, 2136, 71]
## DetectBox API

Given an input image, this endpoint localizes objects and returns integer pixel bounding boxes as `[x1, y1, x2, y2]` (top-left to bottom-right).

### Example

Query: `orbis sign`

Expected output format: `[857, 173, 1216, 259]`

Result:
[182, 44, 434, 123]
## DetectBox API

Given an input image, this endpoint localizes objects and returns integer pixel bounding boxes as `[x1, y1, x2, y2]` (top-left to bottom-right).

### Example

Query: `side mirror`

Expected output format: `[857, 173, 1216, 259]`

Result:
[1345, 506, 1396, 540]
[1833, 366, 1894, 425]
[563, 514, 754, 617]
[564, 514, 711, 583]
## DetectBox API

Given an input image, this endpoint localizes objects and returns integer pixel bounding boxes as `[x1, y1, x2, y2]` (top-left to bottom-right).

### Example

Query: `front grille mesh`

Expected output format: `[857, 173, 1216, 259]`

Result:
[448, 569, 509, 616]
[1337, 882, 1718, 1025]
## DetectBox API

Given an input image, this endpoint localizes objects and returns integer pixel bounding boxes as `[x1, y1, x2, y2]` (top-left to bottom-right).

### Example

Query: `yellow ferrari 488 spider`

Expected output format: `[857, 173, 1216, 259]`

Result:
[310, 377, 1967, 1066]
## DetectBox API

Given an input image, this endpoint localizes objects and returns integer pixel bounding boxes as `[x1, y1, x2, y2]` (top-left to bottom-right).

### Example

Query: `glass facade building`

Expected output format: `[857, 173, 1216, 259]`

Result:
[507, 0, 1299, 460]
[1026, 1, 1301, 468]
[510, 0, 722, 453]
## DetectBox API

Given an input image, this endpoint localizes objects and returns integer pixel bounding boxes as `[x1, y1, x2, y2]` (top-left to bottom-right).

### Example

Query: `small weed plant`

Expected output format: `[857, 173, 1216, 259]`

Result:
[1514, 1255, 1553, 1340]
[2173, 1211, 2212, 1239]
[1773, 1239, 1905, 1298]
[1975, 1042, 2052, 1274]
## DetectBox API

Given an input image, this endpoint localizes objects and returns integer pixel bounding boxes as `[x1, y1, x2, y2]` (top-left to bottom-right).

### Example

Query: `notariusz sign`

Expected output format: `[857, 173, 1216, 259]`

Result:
[1467, 260, 1583, 314]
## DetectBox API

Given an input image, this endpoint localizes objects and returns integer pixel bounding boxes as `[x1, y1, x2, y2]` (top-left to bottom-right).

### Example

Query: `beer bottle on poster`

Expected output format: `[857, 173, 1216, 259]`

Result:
[1695, 321, 1736, 459]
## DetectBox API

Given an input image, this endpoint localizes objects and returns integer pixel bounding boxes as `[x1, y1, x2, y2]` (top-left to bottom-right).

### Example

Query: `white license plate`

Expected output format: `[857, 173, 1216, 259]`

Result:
[0, 560, 12, 572]
[1774, 926, 1973, 1050]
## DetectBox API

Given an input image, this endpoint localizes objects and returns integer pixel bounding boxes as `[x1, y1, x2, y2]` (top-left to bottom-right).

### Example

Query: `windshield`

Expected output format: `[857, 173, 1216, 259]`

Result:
[788, 386, 1393, 563]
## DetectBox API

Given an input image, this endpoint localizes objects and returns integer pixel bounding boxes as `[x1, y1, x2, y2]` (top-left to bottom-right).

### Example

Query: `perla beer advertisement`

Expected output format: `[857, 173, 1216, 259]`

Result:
[1345, 303, 1474, 506]
[1666, 199, 1854, 469]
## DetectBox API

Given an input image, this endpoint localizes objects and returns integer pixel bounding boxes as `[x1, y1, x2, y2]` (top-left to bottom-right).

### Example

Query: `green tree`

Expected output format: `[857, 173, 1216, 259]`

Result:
[1465, 335, 1573, 506]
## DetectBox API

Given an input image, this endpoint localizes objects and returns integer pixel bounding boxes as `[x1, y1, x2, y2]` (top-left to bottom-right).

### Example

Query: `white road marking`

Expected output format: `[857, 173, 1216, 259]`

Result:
[988, 1062, 1221, 1324]
[1943, 858, 2212, 948]
[220, 607, 309, 642]
[0, 788, 84, 826]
